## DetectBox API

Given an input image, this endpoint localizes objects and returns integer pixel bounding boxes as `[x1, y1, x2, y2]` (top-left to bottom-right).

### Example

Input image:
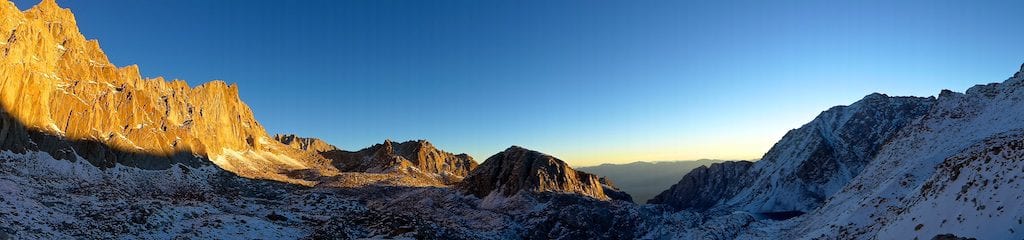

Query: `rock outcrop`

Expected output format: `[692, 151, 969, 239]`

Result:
[648, 161, 753, 209]
[273, 134, 339, 153]
[458, 146, 631, 201]
[598, 177, 633, 202]
[0, 0, 335, 183]
[322, 139, 477, 184]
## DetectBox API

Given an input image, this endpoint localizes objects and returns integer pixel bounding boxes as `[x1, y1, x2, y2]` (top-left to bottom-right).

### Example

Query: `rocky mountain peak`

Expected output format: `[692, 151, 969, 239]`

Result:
[27, 0, 68, 18]
[457, 146, 631, 201]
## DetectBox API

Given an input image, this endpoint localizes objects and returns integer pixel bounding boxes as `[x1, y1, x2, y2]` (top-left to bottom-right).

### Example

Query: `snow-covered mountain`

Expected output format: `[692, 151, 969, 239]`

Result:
[789, 64, 1024, 239]
[651, 92, 934, 215]
[648, 64, 1024, 239]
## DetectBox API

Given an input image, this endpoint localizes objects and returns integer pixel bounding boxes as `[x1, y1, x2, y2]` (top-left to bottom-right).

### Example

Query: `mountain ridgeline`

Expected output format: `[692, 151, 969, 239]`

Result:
[273, 134, 339, 154]
[650, 93, 936, 215]
[1, 1, 1022, 239]
[319, 139, 479, 184]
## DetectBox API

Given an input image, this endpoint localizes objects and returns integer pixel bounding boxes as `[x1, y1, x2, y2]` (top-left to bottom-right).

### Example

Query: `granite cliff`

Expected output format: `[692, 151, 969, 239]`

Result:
[0, 0, 335, 184]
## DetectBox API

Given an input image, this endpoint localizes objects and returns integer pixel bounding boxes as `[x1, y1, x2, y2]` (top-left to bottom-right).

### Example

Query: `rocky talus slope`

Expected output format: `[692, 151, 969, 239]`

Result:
[0, 0, 337, 184]
[458, 146, 631, 201]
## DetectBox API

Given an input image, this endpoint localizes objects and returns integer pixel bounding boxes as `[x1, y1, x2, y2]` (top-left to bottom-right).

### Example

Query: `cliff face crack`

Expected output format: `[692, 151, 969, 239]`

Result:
[62, 110, 71, 133]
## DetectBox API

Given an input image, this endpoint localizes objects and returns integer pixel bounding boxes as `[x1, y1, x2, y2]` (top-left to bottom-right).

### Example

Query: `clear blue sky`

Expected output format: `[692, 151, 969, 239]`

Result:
[15, 0, 1024, 166]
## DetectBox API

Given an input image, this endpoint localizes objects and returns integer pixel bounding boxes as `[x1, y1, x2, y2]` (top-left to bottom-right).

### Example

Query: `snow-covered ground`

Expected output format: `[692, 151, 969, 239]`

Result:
[0, 149, 791, 239]
[0, 150, 353, 239]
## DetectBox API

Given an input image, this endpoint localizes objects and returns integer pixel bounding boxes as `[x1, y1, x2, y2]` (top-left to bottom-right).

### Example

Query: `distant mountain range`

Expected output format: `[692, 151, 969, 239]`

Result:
[578, 160, 726, 203]
[0, 1, 1021, 239]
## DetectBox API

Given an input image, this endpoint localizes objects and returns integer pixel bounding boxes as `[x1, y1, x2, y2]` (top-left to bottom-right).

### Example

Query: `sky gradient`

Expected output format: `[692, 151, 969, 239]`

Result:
[14, 0, 1024, 166]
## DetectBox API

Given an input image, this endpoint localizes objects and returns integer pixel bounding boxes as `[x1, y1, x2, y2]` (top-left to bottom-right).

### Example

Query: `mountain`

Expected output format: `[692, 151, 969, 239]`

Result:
[788, 64, 1024, 239]
[273, 134, 339, 153]
[458, 146, 631, 201]
[578, 159, 725, 203]
[0, 0, 337, 185]
[648, 161, 754, 209]
[645, 64, 1024, 239]
[650, 93, 935, 214]
[318, 139, 477, 185]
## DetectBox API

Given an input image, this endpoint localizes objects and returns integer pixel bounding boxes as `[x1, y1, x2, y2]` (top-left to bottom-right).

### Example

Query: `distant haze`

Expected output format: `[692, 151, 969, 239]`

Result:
[579, 160, 726, 203]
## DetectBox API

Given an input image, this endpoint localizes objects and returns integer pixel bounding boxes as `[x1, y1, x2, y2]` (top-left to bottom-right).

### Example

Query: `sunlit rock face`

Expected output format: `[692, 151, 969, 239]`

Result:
[322, 139, 478, 184]
[274, 134, 339, 154]
[0, 0, 335, 183]
[458, 146, 631, 201]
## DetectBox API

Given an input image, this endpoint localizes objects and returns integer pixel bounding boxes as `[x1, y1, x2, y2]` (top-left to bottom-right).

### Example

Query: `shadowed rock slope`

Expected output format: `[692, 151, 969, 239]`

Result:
[648, 161, 753, 209]
[458, 146, 631, 201]
[579, 159, 725, 203]
[651, 93, 935, 213]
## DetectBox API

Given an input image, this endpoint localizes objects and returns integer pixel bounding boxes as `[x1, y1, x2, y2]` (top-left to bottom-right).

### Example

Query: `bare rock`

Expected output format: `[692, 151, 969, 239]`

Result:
[457, 146, 630, 201]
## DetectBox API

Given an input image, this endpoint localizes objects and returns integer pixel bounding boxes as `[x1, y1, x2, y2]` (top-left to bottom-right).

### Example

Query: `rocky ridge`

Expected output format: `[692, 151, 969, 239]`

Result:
[650, 92, 935, 214]
[321, 139, 478, 185]
[791, 63, 1024, 239]
[273, 134, 339, 153]
[648, 161, 753, 210]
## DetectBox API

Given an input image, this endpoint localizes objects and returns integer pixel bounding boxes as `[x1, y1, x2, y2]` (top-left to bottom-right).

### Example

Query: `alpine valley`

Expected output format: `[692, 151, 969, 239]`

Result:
[1, 1, 1022, 239]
